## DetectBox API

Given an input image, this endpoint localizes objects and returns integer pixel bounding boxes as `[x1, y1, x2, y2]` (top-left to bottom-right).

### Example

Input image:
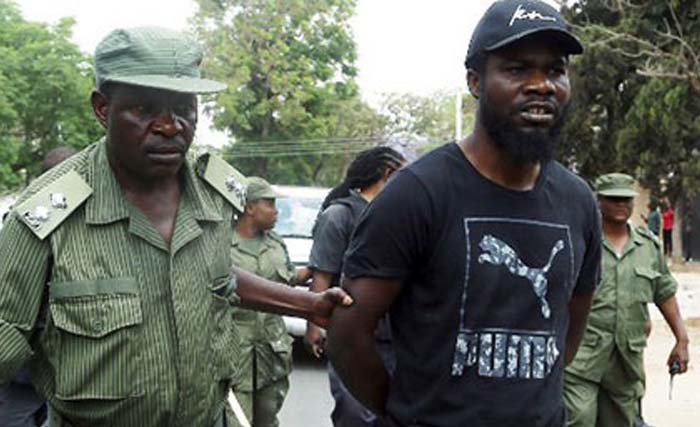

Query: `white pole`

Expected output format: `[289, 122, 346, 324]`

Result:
[455, 89, 462, 142]
[228, 391, 252, 427]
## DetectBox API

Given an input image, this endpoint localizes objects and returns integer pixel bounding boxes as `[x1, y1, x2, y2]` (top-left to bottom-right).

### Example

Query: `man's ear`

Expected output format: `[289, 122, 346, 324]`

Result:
[91, 90, 109, 129]
[382, 166, 394, 182]
[244, 202, 255, 217]
[467, 70, 481, 99]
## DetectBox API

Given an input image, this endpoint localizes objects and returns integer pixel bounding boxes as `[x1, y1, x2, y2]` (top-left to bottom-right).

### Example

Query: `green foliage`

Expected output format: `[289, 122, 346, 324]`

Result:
[379, 90, 476, 152]
[0, 1, 102, 191]
[193, 0, 383, 186]
[559, 0, 700, 201]
[618, 79, 700, 200]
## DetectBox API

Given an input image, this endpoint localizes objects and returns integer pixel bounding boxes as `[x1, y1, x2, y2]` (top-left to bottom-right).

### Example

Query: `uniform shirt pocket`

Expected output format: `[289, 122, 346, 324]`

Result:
[48, 277, 144, 400]
[633, 267, 659, 303]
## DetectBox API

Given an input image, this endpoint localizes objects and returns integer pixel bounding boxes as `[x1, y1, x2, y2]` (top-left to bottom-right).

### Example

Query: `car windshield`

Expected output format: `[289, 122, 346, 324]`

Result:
[274, 195, 324, 238]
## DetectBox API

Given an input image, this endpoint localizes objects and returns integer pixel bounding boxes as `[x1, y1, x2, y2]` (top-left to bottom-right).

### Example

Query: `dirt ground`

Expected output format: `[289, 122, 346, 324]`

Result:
[641, 262, 700, 426]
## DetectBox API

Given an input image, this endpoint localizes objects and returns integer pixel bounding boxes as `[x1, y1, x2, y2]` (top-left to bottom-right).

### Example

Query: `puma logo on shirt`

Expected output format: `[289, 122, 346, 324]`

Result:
[478, 235, 565, 319]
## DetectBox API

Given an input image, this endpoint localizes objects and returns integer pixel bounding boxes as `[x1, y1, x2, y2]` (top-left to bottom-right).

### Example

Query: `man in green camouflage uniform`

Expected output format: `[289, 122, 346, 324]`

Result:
[229, 177, 305, 427]
[0, 27, 349, 427]
[564, 173, 690, 427]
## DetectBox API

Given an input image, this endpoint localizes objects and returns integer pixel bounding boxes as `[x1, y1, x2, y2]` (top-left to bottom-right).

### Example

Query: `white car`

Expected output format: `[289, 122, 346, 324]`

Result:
[273, 185, 330, 337]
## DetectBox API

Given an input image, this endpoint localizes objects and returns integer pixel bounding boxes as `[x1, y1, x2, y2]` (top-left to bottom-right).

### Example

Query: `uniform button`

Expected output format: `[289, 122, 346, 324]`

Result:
[94, 320, 103, 332]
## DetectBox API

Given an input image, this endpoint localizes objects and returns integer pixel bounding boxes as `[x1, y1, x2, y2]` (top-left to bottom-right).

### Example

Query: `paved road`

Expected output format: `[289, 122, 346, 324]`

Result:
[279, 343, 334, 427]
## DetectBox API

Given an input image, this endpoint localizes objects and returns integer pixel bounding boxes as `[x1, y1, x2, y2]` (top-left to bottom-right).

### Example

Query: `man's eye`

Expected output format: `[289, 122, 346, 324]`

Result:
[506, 66, 525, 75]
[132, 104, 158, 115]
[174, 104, 196, 117]
[550, 67, 567, 76]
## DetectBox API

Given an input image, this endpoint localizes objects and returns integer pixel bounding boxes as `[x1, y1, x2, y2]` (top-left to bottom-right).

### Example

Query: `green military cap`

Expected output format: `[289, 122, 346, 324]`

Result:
[246, 177, 285, 203]
[94, 26, 226, 94]
[595, 173, 638, 197]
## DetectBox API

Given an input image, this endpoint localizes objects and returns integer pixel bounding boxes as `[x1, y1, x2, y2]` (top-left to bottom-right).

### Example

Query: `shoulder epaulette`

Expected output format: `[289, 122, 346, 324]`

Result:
[14, 170, 92, 240]
[636, 225, 661, 246]
[197, 153, 248, 213]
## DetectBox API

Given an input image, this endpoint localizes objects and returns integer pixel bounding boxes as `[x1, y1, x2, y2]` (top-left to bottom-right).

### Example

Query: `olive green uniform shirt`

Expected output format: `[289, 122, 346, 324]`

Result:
[566, 225, 676, 382]
[0, 142, 244, 426]
[230, 230, 295, 392]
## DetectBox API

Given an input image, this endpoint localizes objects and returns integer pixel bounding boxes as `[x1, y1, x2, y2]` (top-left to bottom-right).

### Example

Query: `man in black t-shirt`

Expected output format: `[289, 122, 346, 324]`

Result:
[326, 1, 601, 426]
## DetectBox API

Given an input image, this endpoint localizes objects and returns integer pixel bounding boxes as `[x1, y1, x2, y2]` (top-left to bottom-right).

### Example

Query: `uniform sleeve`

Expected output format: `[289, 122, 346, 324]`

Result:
[0, 213, 52, 385]
[278, 243, 297, 285]
[308, 205, 352, 274]
[654, 246, 677, 305]
[572, 190, 602, 295]
[343, 170, 432, 281]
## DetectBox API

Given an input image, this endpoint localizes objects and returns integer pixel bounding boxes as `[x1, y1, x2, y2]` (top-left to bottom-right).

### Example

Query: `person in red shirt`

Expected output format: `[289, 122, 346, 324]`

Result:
[662, 200, 675, 257]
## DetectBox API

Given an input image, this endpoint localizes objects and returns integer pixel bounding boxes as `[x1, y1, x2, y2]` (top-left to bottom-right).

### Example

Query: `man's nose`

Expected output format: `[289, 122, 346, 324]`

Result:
[152, 110, 184, 137]
[524, 70, 555, 96]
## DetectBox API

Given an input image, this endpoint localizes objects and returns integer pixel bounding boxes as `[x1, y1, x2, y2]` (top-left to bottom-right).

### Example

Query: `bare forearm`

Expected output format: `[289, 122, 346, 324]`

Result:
[658, 296, 689, 343]
[327, 319, 389, 415]
[309, 270, 333, 293]
[294, 267, 312, 285]
[235, 267, 316, 320]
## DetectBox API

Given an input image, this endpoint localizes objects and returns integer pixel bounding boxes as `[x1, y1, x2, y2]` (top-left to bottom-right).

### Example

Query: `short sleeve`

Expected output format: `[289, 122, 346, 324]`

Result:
[308, 205, 352, 274]
[279, 246, 297, 285]
[343, 170, 432, 281]
[572, 191, 602, 295]
[654, 248, 677, 304]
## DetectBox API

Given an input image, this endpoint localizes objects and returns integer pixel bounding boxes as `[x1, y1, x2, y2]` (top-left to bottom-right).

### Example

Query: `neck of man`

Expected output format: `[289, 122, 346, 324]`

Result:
[603, 219, 629, 240]
[108, 154, 183, 197]
[236, 215, 263, 239]
[459, 125, 542, 192]
[359, 181, 382, 202]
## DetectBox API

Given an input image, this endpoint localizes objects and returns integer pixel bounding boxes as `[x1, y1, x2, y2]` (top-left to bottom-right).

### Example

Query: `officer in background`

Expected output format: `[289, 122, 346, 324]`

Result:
[229, 177, 309, 427]
[564, 173, 690, 427]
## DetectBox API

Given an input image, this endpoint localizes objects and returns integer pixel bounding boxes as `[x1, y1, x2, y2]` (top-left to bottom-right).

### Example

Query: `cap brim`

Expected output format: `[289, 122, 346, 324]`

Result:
[485, 28, 583, 56]
[249, 190, 287, 201]
[105, 74, 227, 94]
[598, 189, 638, 197]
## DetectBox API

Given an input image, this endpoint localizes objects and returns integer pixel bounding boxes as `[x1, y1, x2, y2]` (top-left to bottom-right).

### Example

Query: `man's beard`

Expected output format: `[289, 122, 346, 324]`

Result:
[480, 93, 568, 164]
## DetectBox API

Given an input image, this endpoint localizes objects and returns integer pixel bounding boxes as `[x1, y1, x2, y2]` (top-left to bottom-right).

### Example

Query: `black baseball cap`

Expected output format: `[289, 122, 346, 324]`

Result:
[465, 0, 583, 69]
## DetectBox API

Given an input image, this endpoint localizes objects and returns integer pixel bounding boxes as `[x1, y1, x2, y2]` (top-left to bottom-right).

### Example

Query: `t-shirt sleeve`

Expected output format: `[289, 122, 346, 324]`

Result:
[343, 170, 432, 281]
[308, 205, 352, 274]
[572, 190, 602, 295]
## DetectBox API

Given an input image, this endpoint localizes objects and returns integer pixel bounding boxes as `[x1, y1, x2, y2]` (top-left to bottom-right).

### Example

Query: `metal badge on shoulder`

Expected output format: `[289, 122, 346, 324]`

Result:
[202, 154, 248, 213]
[15, 170, 93, 240]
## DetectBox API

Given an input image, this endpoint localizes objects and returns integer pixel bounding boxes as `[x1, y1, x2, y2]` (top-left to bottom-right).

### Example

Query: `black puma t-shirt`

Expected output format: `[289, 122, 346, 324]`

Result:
[343, 143, 601, 427]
